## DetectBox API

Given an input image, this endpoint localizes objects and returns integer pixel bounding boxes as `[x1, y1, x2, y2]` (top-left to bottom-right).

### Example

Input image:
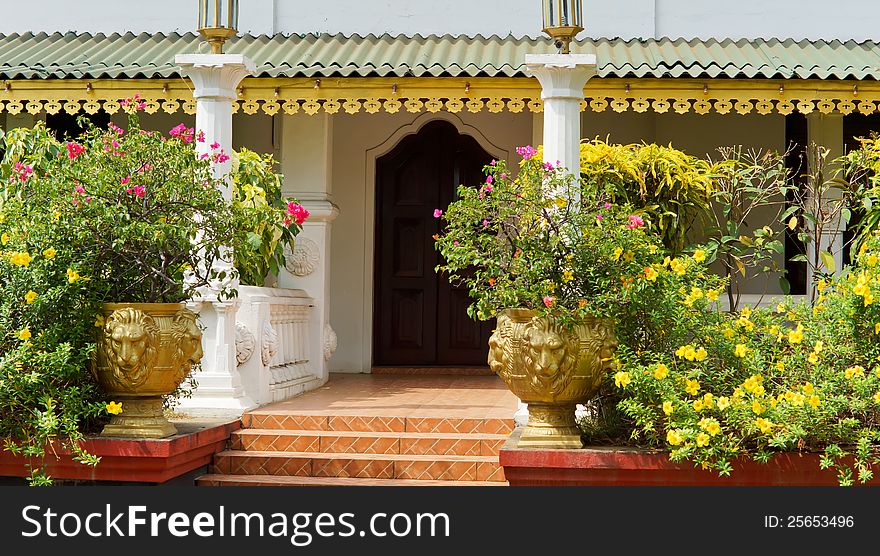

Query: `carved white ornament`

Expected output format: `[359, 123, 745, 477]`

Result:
[261, 321, 279, 366]
[284, 238, 320, 276]
[235, 322, 255, 366]
[323, 323, 338, 361]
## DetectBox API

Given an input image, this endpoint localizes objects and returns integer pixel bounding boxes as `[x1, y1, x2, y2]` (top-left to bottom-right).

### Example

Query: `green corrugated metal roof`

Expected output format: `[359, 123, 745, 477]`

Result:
[1, 32, 879, 80]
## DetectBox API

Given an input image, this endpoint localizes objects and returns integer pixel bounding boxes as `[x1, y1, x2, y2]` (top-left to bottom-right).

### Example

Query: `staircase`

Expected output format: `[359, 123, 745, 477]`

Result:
[197, 412, 513, 486]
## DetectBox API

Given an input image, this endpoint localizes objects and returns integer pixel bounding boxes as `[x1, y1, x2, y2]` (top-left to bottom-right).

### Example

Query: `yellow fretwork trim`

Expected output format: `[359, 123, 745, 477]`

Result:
[0, 76, 876, 117]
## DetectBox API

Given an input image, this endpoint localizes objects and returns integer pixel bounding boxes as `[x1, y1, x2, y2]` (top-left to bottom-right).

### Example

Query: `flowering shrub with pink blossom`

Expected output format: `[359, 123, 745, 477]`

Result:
[0, 98, 302, 482]
[435, 148, 723, 328]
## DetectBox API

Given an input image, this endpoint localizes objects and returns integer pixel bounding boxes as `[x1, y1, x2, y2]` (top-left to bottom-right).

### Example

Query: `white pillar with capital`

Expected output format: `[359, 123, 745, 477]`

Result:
[174, 53, 257, 412]
[525, 53, 596, 182]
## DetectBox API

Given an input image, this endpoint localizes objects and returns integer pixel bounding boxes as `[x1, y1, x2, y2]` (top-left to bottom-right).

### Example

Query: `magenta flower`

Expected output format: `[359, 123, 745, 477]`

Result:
[121, 176, 131, 185]
[543, 162, 555, 171]
[482, 219, 490, 227]
[210, 141, 220, 150]
[543, 296, 556, 308]
[482, 184, 493, 194]
[604, 202, 611, 209]
[500, 173, 507, 179]
[196, 130, 206, 143]
[596, 214, 603, 221]
[286, 202, 310, 226]
[66, 142, 86, 160]
[490, 160, 497, 166]
[486, 175, 493, 184]
[515, 145, 538, 160]
[169, 124, 194, 143]
[126, 185, 146, 198]
[74, 184, 86, 194]
[433, 209, 443, 218]
[626, 215, 645, 229]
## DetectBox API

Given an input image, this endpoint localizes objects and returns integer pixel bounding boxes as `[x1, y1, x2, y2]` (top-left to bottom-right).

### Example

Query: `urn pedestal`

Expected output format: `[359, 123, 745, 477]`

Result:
[93, 303, 204, 439]
[488, 308, 617, 448]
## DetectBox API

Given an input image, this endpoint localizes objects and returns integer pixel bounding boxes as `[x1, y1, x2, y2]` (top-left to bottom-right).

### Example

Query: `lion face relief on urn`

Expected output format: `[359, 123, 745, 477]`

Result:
[93, 303, 205, 439]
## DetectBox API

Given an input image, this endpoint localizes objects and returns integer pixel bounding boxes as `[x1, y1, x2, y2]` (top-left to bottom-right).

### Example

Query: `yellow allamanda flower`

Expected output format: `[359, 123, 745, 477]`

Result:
[775, 361, 785, 372]
[734, 344, 749, 358]
[0, 232, 9, 245]
[562, 269, 574, 282]
[873, 392, 880, 404]
[693, 399, 704, 411]
[802, 382, 814, 395]
[722, 327, 735, 339]
[693, 249, 707, 263]
[67, 268, 81, 283]
[808, 395, 821, 408]
[670, 258, 687, 276]
[696, 432, 711, 447]
[644, 266, 659, 282]
[702, 392, 715, 409]
[755, 417, 774, 434]
[613, 247, 623, 260]
[716, 396, 730, 410]
[808, 352, 820, 365]
[845, 365, 865, 380]
[662, 401, 674, 415]
[875, 323, 880, 335]
[9, 252, 32, 266]
[623, 251, 635, 263]
[685, 379, 700, 396]
[653, 363, 669, 380]
[18, 327, 31, 341]
[752, 400, 766, 415]
[43, 247, 57, 259]
[667, 429, 684, 446]
[614, 371, 631, 388]
[24, 291, 37, 304]
[706, 289, 720, 302]
[106, 401, 123, 415]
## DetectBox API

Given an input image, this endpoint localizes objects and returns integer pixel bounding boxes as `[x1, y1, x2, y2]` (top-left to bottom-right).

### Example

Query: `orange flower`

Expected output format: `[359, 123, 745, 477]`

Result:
[488, 278, 496, 286]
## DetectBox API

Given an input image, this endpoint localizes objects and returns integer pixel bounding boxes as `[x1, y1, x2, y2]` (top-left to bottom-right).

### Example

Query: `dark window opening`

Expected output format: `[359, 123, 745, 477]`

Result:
[784, 113, 808, 295]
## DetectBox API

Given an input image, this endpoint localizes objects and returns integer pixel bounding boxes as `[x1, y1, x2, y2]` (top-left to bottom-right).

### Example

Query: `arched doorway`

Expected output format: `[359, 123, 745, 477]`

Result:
[373, 120, 495, 367]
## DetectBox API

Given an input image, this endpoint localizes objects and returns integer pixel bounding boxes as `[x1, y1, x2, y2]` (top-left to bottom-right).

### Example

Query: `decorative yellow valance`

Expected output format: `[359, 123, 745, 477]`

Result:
[1, 77, 876, 117]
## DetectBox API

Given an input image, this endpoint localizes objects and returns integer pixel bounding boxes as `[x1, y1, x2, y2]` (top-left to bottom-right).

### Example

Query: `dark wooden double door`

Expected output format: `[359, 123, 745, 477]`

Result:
[374, 121, 495, 366]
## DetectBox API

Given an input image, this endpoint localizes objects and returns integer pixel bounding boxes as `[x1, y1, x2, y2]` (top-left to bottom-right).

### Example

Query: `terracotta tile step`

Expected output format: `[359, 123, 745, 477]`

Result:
[212, 450, 506, 482]
[231, 429, 509, 456]
[196, 474, 508, 487]
[242, 414, 514, 435]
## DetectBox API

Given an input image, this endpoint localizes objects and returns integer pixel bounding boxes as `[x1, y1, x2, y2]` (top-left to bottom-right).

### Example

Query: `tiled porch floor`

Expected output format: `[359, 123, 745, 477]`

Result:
[252, 373, 518, 419]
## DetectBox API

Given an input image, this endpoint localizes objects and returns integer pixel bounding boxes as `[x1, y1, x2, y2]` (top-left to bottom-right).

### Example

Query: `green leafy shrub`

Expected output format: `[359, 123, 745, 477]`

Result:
[0, 97, 305, 483]
[603, 232, 880, 485]
[232, 148, 306, 286]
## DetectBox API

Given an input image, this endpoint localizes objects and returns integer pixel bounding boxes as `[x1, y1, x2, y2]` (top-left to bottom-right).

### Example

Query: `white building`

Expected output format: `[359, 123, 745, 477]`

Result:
[2, 0, 879, 408]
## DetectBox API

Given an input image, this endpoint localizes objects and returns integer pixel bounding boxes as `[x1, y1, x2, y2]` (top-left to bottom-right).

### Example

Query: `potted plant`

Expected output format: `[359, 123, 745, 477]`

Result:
[435, 147, 725, 448]
[1, 97, 304, 440]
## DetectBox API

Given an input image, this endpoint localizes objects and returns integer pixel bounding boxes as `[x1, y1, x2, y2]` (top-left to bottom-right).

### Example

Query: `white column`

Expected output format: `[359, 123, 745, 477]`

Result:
[277, 113, 338, 384]
[175, 53, 257, 412]
[524, 53, 596, 187]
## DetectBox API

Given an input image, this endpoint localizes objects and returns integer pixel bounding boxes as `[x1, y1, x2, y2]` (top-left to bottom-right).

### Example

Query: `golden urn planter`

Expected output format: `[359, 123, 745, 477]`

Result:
[488, 308, 618, 449]
[92, 303, 204, 439]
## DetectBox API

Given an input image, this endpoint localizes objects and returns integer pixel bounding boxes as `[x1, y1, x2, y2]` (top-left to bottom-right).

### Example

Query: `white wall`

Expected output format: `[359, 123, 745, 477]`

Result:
[1, 0, 878, 41]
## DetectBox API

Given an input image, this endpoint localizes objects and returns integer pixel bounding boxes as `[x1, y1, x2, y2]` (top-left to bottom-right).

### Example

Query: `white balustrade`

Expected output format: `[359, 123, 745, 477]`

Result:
[233, 285, 325, 405]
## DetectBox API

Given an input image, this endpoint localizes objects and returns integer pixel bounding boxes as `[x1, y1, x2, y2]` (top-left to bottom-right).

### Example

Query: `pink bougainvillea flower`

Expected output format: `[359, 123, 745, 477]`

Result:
[433, 209, 443, 218]
[66, 142, 86, 160]
[286, 202, 310, 226]
[11, 162, 34, 183]
[210, 141, 220, 150]
[604, 202, 612, 209]
[126, 185, 146, 198]
[482, 184, 493, 193]
[196, 130, 206, 143]
[108, 122, 124, 135]
[74, 184, 86, 194]
[543, 162, 555, 171]
[490, 159, 497, 166]
[482, 219, 490, 227]
[169, 124, 194, 143]
[543, 296, 556, 308]
[596, 214, 603, 221]
[515, 145, 538, 160]
[626, 215, 645, 229]
[500, 173, 507, 179]
[486, 175, 493, 184]
[121, 176, 131, 185]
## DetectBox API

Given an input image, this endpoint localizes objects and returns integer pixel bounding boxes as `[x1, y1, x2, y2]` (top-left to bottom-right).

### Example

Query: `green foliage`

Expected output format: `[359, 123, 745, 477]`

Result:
[579, 139, 717, 252]
[231, 148, 304, 286]
[603, 233, 880, 484]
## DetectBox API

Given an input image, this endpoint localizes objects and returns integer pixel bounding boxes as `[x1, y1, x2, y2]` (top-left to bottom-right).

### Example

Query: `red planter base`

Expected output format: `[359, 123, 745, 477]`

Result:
[0, 419, 240, 484]
[499, 427, 879, 486]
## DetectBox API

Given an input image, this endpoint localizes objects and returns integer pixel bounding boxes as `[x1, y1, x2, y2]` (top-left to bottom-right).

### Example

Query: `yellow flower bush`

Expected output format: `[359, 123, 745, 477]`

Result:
[591, 232, 880, 485]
